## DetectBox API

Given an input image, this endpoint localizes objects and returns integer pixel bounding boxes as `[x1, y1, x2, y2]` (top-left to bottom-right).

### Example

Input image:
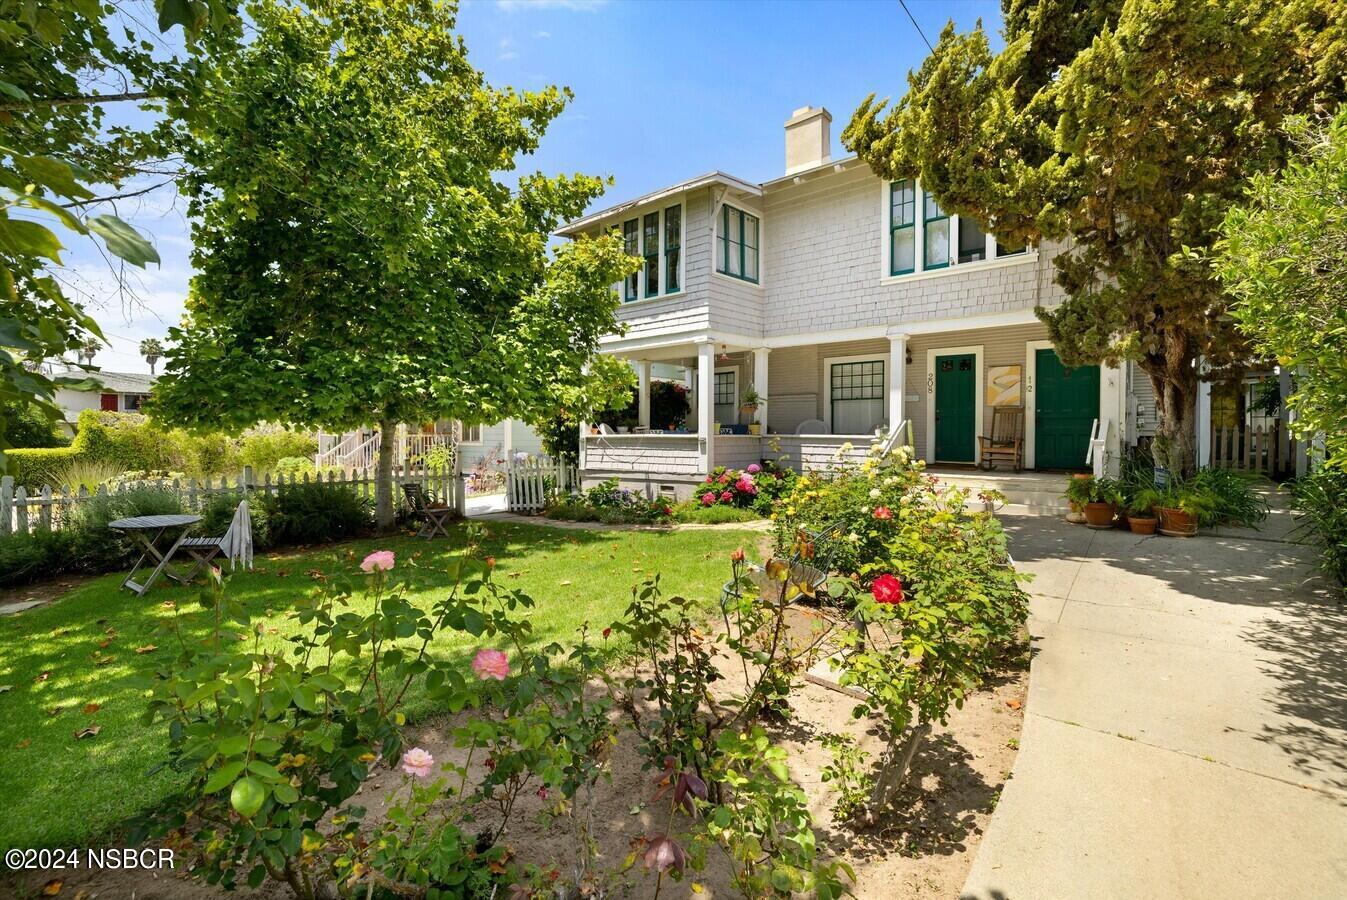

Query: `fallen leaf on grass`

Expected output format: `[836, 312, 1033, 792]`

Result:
[16, 738, 30, 749]
[47, 707, 63, 717]
[83, 703, 101, 715]
[41, 878, 62, 896]
[74, 724, 101, 739]
[559, 580, 572, 586]
[135, 644, 158, 654]
[0, 684, 12, 693]
[35, 671, 50, 682]
[98, 637, 113, 649]
[1006, 699, 1022, 710]
[93, 654, 115, 666]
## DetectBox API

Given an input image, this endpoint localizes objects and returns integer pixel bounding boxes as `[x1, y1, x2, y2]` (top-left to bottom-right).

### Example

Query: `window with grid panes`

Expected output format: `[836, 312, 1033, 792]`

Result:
[622, 219, 639, 301]
[717, 205, 759, 283]
[664, 205, 681, 293]
[890, 180, 916, 274]
[923, 191, 950, 269]
[830, 360, 885, 435]
[643, 212, 659, 297]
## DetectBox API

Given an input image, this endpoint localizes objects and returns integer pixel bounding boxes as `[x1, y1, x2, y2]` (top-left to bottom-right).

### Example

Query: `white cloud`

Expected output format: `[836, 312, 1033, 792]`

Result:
[496, 0, 609, 12]
[498, 37, 519, 60]
[534, 30, 551, 38]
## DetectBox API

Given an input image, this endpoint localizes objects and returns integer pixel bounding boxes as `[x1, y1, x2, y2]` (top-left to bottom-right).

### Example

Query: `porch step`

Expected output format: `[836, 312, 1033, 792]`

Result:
[929, 470, 1071, 518]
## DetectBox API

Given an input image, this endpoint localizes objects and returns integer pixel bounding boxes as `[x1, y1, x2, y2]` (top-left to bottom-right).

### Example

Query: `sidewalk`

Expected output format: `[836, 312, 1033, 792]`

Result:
[962, 513, 1347, 899]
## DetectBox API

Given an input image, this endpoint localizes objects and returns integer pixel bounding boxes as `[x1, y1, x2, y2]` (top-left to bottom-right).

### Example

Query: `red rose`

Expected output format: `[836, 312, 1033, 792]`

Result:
[871, 574, 905, 604]
[730, 547, 745, 563]
[873, 506, 893, 520]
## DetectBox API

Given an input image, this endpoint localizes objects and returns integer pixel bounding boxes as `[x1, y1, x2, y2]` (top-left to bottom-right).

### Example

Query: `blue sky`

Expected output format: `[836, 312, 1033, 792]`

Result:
[69, 0, 1004, 372]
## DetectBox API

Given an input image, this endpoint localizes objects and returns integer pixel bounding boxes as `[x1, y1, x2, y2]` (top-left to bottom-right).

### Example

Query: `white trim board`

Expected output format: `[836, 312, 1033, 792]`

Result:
[1023, 340, 1054, 470]
[822, 352, 892, 434]
[924, 345, 985, 465]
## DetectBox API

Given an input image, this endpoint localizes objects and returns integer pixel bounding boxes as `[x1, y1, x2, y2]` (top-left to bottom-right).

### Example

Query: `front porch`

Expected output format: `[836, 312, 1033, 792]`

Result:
[581, 319, 1125, 498]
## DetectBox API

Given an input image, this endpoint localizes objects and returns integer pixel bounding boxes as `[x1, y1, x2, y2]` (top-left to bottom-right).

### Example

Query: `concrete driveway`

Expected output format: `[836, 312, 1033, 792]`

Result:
[962, 514, 1347, 899]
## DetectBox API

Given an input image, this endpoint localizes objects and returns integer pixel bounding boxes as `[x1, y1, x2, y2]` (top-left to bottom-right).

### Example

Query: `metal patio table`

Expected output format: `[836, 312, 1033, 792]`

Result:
[108, 513, 203, 595]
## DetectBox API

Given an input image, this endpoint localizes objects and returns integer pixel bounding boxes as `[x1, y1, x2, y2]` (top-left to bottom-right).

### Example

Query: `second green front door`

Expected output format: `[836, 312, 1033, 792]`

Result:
[1034, 348, 1099, 469]
[934, 353, 976, 463]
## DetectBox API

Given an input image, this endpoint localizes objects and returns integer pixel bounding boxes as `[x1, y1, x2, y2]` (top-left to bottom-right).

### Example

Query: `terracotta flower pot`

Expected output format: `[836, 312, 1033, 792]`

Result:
[1128, 515, 1159, 535]
[1156, 506, 1197, 537]
[1083, 502, 1116, 529]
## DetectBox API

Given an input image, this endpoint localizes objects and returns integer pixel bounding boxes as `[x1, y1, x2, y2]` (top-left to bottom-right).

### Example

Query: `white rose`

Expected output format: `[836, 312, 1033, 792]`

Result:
[869, 488, 881, 499]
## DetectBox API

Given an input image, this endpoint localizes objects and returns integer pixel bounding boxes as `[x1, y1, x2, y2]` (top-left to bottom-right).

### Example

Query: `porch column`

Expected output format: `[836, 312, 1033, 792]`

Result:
[697, 341, 715, 474]
[753, 348, 770, 431]
[888, 333, 909, 442]
[636, 359, 652, 429]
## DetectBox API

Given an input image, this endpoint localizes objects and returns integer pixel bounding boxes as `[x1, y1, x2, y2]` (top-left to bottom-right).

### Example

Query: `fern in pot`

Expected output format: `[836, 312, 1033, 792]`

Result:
[1064, 475, 1122, 529]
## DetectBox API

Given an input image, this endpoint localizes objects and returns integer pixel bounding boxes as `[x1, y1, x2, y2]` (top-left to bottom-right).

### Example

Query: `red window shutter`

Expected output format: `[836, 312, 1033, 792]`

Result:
[101, 393, 119, 411]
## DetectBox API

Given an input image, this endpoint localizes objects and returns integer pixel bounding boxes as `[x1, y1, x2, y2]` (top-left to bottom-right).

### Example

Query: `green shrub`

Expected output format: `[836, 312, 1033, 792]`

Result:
[238, 428, 318, 473]
[262, 482, 371, 545]
[0, 530, 74, 587]
[1291, 466, 1347, 590]
[670, 501, 761, 524]
[200, 491, 273, 551]
[65, 487, 184, 572]
[1186, 468, 1269, 528]
[2, 403, 68, 449]
[5, 447, 79, 488]
[274, 455, 314, 475]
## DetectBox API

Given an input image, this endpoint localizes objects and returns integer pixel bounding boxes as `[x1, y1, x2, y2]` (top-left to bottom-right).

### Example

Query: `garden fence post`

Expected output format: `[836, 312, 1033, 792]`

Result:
[14, 484, 28, 534]
[453, 444, 465, 517]
[39, 485, 52, 532]
[0, 475, 12, 536]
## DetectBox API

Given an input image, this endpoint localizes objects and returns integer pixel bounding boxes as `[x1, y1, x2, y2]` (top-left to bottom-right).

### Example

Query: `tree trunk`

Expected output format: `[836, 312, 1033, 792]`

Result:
[1146, 334, 1200, 477]
[865, 719, 931, 826]
[375, 417, 397, 530]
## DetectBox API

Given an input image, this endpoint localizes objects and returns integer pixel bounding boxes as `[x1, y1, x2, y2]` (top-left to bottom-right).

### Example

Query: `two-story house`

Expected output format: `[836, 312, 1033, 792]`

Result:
[561, 106, 1138, 499]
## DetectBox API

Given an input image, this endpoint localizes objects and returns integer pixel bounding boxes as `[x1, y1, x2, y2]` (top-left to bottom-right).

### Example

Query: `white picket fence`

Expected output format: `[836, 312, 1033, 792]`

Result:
[1, 465, 464, 536]
[505, 456, 576, 514]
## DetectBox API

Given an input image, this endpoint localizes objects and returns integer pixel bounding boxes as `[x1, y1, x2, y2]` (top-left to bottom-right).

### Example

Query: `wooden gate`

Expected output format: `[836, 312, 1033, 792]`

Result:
[1211, 422, 1295, 476]
[506, 457, 575, 514]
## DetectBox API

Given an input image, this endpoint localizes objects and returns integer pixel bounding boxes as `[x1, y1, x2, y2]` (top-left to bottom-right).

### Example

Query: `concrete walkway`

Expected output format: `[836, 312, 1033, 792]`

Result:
[963, 514, 1347, 899]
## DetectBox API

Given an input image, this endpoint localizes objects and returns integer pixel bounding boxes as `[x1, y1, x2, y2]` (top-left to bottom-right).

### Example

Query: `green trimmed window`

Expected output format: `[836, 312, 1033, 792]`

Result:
[923, 190, 950, 269]
[717, 205, 759, 283]
[958, 215, 988, 263]
[889, 179, 916, 275]
[664, 204, 681, 293]
[642, 212, 659, 297]
[622, 219, 639, 301]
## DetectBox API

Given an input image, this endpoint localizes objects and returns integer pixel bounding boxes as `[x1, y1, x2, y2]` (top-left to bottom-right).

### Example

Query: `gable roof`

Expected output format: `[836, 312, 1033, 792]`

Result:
[556, 171, 761, 237]
[52, 366, 157, 394]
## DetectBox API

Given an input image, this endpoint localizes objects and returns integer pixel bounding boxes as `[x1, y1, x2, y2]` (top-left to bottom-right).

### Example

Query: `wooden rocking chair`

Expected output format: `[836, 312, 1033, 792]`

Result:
[978, 407, 1024, 471]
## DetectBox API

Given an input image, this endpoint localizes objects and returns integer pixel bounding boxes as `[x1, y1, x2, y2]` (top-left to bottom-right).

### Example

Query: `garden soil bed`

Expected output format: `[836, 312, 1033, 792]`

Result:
[4, 636, 1027, 900]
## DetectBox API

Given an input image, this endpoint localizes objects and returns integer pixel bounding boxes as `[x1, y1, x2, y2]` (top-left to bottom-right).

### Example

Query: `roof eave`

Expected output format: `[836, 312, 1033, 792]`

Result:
[556, 172, 762, 237]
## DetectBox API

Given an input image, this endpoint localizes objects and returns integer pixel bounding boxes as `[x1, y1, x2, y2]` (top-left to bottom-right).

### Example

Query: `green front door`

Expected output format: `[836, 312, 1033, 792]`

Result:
[1034, 349, 1099, 469]
[934, 353, 976, 463]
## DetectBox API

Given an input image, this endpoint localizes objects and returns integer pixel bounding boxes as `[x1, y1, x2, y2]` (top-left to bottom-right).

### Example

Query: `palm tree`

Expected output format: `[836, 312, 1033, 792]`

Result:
[79, 337, 99, 366]
[140, 337, 164, 375]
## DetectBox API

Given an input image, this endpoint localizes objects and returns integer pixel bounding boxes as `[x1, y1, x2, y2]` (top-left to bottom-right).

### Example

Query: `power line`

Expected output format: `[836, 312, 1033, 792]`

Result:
[899, 0, 934, 53]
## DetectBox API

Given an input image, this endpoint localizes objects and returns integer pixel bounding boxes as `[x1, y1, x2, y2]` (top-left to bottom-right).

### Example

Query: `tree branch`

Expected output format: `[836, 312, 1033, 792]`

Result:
[1, 90, 156, 112]
[61, 179, 176, 209]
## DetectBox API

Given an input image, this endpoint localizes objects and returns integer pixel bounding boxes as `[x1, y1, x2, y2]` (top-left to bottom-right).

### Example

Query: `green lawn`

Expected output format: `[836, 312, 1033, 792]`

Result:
[0, 520, 763, 850]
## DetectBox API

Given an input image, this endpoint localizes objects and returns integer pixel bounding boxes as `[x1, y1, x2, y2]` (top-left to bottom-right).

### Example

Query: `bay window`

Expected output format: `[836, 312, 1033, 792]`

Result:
[618, 204, 683, 301]
[886, 180, 1032, 277]
[622, 219, 639, 301]
[664, 205, 681, 293]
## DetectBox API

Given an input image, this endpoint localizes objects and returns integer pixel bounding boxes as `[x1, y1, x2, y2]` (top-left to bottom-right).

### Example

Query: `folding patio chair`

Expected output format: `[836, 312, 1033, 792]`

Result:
[179, 499, 254, 580]
[402, 482, 453, 539]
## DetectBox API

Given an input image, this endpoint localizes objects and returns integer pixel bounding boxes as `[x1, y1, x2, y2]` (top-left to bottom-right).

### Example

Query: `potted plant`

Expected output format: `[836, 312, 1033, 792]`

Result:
[1064, 475, 1120, 529]
[1065, 472, 1092, 523]
[1154, 484, 1210, 537]
[1125, 488, 1161, 535]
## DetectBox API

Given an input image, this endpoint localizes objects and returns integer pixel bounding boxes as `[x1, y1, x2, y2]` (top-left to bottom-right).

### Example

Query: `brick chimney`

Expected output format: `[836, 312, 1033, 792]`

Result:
[784, 106, 831, 175]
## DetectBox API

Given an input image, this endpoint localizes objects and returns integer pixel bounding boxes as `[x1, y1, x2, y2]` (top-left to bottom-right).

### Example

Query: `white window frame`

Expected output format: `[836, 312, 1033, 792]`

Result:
[878, 181, 1035, 284]
[457, 422, 483, 445]
[822, 353, 891, 435]
[611, 197, 687, 304]
[712, 197, 765, 287]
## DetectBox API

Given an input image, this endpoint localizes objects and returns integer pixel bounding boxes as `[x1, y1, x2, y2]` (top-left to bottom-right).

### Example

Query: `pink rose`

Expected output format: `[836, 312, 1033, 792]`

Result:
[719, 490, 733, 502]
[873, 506, 893, 520]
[734, 478, 756, 494]
[701, 491, 716, 506]
[360, 550, 395, 573]
[400, 747, 434, 778]
[472, 648, 510, 681]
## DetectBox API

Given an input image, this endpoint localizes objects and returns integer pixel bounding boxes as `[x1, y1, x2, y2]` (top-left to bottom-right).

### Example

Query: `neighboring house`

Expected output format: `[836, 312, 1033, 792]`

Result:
[50, 367, 156, 434]
[559, 105, 1139, 499]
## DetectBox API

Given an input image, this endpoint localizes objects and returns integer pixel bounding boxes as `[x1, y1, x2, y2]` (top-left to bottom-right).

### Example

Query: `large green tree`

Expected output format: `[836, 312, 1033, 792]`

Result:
[152, 0, 635, 527]
[0, 0, 234, 466]
[843, 0, 1346, 472]
[1215, 110, 1347, 463]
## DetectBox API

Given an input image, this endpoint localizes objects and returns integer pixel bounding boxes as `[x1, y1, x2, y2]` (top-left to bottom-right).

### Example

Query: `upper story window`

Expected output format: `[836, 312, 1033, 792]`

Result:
[886, 180, 1028, 278]
[617, 203, 683, 302]
[717, 205, 759, 283]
